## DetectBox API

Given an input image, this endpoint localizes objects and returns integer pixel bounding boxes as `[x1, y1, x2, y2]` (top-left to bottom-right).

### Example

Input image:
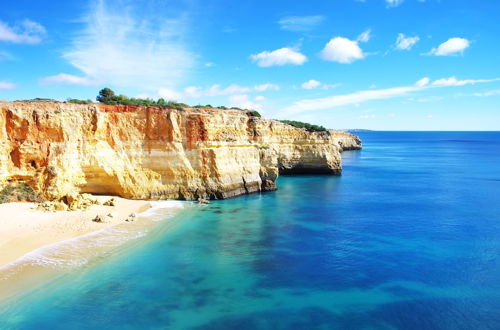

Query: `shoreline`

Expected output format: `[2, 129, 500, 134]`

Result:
[0, 196, 189, 302]
[0, 196, 151, 268]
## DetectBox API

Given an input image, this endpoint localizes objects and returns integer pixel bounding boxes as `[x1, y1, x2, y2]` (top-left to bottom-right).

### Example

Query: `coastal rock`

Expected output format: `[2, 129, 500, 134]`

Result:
[36, 200, 68, 212]
[62, 193, 98, 210]
[92, 215, 104, 223]
[0, 102, 361, 200]
[103, 198, 116, 206]
[328, 130, 363, 151]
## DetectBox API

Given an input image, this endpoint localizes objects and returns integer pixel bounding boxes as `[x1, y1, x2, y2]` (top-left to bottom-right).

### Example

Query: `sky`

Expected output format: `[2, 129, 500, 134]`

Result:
[1, 0, 499, 130]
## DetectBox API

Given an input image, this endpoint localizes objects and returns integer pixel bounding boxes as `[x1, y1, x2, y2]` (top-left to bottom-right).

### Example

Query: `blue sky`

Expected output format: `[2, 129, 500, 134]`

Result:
[1, 0, 499, 130]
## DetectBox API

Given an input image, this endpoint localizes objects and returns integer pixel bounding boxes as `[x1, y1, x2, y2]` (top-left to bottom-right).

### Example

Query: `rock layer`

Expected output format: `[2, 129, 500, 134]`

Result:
[0, 102, 361, 200]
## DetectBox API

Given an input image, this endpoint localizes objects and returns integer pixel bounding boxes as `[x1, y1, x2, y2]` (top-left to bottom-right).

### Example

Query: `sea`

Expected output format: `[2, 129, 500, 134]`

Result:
[1, 131, 500, 329]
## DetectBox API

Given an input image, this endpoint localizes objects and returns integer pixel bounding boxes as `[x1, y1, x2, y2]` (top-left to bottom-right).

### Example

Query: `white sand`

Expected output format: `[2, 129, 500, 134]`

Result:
[0, 196, 151, 268]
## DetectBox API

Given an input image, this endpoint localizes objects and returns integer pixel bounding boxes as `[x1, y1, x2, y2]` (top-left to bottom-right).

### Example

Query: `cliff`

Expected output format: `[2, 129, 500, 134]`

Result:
[0, 102, 361, 200]
[328, 130, 363, 151]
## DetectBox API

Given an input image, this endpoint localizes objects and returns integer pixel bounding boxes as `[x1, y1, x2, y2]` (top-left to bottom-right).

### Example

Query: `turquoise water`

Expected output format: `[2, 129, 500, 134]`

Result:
[1, 131, 500, 329]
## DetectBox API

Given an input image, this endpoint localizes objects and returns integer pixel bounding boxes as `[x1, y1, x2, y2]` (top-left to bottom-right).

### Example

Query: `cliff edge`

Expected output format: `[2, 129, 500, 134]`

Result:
[0, 102, 361, 200]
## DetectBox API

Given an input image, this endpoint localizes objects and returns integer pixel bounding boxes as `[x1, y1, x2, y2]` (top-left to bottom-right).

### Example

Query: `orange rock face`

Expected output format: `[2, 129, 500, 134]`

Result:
[0, 102, 361, 200]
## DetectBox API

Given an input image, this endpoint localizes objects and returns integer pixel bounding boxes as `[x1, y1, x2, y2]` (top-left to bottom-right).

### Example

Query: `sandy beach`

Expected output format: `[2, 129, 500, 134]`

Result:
[0, 196, 151, 268]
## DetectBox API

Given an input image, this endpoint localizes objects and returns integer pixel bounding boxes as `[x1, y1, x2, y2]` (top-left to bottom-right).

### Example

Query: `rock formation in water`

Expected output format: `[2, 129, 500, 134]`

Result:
[0, 102, 361, 200]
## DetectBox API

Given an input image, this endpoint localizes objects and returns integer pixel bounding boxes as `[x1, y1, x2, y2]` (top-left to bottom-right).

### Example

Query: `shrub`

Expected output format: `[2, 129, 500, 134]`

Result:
[279, 120, 326, 132]
[96, 88, 188, 109]
[0, 184, 43, 203]
[165, 101, 188, 110]
[96, 88, 116, 103]
[15, 98, 59, 103]
[67, 98, 93, 104]
[247, 110, 261, 118]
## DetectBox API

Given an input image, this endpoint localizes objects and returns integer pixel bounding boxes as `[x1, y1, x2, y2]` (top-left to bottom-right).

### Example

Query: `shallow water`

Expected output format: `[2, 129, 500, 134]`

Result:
[1, 132, 500, 329]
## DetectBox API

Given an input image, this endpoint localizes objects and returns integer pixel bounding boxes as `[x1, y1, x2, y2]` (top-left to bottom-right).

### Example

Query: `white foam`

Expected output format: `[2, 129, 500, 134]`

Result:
[139, 200, 189, 222]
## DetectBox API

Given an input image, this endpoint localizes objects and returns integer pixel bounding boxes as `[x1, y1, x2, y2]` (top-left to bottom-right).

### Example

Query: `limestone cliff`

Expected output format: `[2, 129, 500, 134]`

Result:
[328, 130, 363, 151]
[0, 102, 361, 200]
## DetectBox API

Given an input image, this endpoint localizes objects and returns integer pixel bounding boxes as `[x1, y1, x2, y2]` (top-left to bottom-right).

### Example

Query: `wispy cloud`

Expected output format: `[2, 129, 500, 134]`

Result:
[56, 0, 194, 90]
[0, 19, 46, 44]
[0, 81, 17, 90]
[473, 89, 500, 97]
[157, 83, 280, 100]
[250, 47, 307, 67]
[278, 15, 325, 32]
[39, 73, 98, 86]
[283, 76, 500, 114]
[0, 51, 15, 61]
[386, 0, 404, 8]
[431, 77, 499, 87]
[301, 80, 321, 90]
[301, 79, 339, 90]
[357, 29, 372, 43]
[395, 33, 420, 50]
[254, 83, 280, 92]
[228, 94, 263, 111]
[428, 37, 470, 56]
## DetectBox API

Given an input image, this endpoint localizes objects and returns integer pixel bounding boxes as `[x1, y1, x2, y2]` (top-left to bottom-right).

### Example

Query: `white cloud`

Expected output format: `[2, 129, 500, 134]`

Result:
[415, 77, 430, 87]
[254, 83, 280, 91]
[386, 0, 404, 7]
[254, 95, 266, 101]
[429, 37, 470, 56]
[61, 0, 194, 90]
[0, 81, 16, 90]
[158, 88, 183, 101]
[278, 15, 324, 32]
[357, 29, 372, 43]
[283, 76, 500, 114]
[0, 19, 46, 44]
[250, 47, 307, 67]
[301, 80, 322, 90]
[320, 37, 365, 64]
[229, 94, 263, 111]
[322, 83, 341, 90]
[0, 51, 15, 61]
[39, 73, 98, 86]
[473, 90, 500, 97]
[156, 83, 279, 100]
[285, 85, 419, 114]
[395, 33, 420, 50]
[300, 80, 340, 90]
[431, 77, 499, 87]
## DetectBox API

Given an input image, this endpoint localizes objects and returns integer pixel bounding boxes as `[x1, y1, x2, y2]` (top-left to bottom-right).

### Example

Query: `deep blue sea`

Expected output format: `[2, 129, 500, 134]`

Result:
[1, 131, 500, 329]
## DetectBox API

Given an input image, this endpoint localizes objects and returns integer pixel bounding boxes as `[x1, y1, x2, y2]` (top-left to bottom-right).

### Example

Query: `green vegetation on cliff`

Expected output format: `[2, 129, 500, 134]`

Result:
[0, 184, 42, 203]
[96, 88, 188, 110]
[279, 120, 326, 132]
[246, 110, 262, 118]
[95, 88, 261, 116]
[67, 98, 93, 104]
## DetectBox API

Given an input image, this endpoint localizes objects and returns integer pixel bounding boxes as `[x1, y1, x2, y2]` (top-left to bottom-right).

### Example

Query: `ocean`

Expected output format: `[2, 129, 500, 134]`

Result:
[1, 131, 500, 329]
